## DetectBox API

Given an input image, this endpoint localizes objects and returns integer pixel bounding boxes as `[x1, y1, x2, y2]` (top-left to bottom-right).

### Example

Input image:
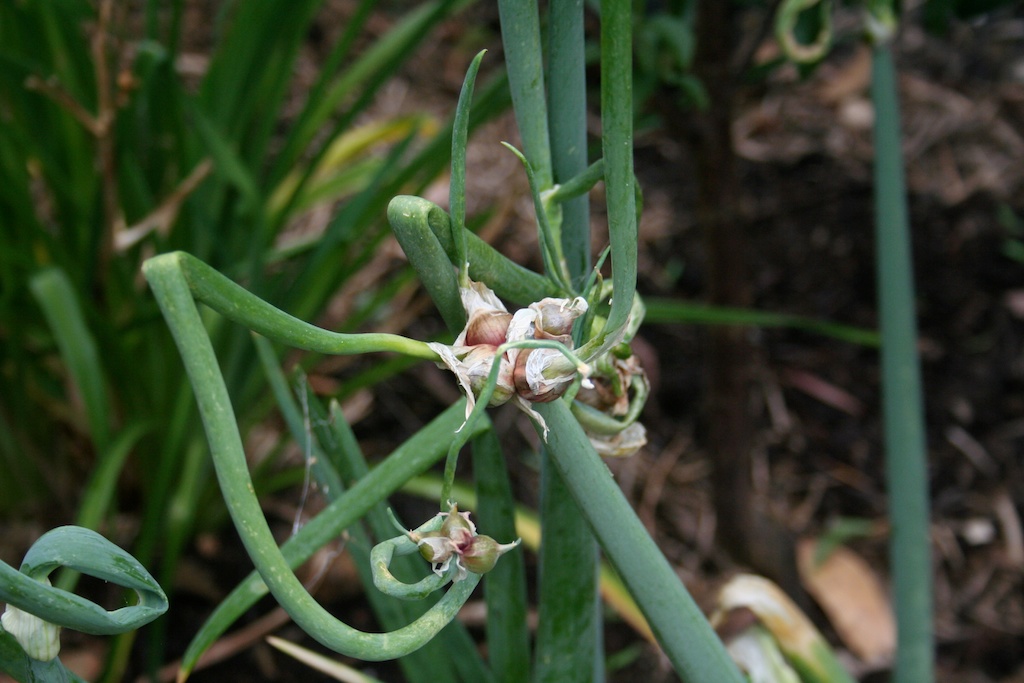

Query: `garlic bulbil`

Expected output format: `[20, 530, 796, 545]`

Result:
[431, 279, 588, 427]
[407, 503, 520, 582]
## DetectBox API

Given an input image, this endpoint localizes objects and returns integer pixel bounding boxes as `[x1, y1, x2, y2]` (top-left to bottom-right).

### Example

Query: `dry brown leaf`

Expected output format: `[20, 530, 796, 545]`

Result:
[816, 46, 872, 105]
[797, 538, 896, 665]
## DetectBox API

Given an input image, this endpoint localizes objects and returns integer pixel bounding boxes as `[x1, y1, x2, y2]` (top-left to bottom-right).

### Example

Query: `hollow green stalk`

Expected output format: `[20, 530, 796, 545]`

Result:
[165, 251, 437, 360]
[144, 253, 481, 662]
[389, 195, 558, 306]
[450, 50, 486, 285]
[497, 0, 552, 188]
[177, 400, 482, 678]
[0, 526, 166, 636]
[536, 400, 746, 682]
[533, 1, 602, 681]
[548, 0, 592, 285]
[254, 343, 460, 682]
[871, 41, 935, 683]
[578, 0, 639, 361]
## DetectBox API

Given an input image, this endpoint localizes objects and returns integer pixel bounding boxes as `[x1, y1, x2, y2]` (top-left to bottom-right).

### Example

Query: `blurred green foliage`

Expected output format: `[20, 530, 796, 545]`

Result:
[0, 0, 501, 675]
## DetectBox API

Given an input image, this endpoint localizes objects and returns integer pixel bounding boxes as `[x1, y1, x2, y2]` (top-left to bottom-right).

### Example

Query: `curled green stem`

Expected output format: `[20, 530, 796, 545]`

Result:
[371, 514, 452, 601]
[169, 251, 438, 360]
[775, 0, 833, 63]
[144, 253, 481, 661]
[388, 195, 558, 306]
[0, 526, 166, 636]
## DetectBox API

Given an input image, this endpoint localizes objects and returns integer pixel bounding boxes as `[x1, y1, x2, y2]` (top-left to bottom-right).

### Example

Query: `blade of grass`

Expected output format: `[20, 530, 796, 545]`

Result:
[266, 636, 388, 683]
[69, 420, 151, 559]
[29, 267, 111, 451]
[267, 0, 469, 230]
[643, 298, 881, 346]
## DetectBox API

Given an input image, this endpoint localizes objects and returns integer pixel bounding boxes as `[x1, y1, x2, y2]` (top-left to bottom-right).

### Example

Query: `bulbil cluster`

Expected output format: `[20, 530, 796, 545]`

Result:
[409, 502, 520, 582]
[429, 280, 589, 429]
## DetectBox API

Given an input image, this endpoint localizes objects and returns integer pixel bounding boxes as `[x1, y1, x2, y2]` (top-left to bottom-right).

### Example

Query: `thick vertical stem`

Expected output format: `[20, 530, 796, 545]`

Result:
[549, 0, 590, 285]
[693, 0, 802, 594]
[497, 0, 552, 187]
[871, 44, 935, 683]
[536, 400, 746, 682]
[534, 455, 601, 683]
[495, 0, 603, 679]
[598, 0, 638, 342]
[473, 430, 530, 683]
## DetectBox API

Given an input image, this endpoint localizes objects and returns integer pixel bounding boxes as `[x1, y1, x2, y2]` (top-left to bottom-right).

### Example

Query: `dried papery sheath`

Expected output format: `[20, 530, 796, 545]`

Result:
[530, 296, 588, 337]
[513, 347, 577, 403]
[463, 345, 515, 405]
[459, 278, 507, 319]
[429, 342, 480, 420]
[416, 533, 456, 565]
[588, 422, 647, 458]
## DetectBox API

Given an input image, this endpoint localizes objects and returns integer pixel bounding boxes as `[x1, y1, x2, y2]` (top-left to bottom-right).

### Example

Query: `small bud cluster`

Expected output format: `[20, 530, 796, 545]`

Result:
[409, 503, 520, 582]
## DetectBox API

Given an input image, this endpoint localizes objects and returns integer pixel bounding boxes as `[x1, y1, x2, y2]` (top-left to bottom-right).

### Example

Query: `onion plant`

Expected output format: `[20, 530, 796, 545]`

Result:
[3, 1, 945, 681]
[866, 6, 935, 682]
[776, 1, 936, 681]
[140, 1, 743, 681]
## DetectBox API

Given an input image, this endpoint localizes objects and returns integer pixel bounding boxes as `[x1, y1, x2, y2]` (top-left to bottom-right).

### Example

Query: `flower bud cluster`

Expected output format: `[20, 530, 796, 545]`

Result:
[409, 502, 520, 582]
[429, 280, 588, 425]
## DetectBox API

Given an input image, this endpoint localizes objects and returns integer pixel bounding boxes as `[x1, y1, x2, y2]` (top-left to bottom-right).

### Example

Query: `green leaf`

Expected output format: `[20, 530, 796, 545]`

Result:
[450, 50, 487, 284]
[643, 298, 880, 346]
[29, 268, 110, 451]
[0, 627, 86, 683]
[595, 0, 639, 354]
[387, 196, 466, 333]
